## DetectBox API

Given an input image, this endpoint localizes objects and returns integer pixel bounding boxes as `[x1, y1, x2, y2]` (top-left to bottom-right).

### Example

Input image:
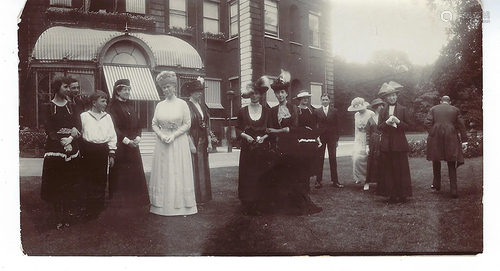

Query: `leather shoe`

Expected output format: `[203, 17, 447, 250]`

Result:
[314, 182, 323, 189]
[430, 185, 440, 192]
[333, 182, 344, 188]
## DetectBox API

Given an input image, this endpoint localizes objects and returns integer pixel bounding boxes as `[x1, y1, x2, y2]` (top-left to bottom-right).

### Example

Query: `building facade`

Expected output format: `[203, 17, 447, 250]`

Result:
[18, 0, 334, 141]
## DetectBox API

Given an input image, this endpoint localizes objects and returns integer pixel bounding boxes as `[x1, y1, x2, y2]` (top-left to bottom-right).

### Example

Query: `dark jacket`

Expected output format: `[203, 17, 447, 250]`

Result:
[268, 102, 299, 155]
[424, 103, 468, 163]
[314, 105, 340, 143]
[187, 100, 211, 147]
[377, 102, 410, 152]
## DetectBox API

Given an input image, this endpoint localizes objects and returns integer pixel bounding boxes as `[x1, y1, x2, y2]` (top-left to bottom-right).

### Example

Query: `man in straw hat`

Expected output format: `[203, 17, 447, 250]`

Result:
[424, 95, 468, 199]
[376, 81, 412, 203]
[314, 93, 343, 188]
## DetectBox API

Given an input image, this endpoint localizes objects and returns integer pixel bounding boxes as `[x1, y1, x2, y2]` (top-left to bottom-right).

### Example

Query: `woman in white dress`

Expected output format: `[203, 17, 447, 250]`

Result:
[148, 71, 197, 216]
[348, 97, 374, 190]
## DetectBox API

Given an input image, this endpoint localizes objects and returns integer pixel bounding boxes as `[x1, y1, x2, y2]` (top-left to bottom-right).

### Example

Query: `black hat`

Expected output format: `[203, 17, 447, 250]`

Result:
[113, 79, 130, 91]
[182, 77, 205, 94]
[254, 76, 270, 94]
[270, 70, 291, 92]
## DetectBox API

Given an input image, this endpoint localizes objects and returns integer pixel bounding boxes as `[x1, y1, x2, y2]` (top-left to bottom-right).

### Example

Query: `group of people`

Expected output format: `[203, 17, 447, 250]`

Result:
[348, 81, 468, 203]
[41, 70, 469, 228]
[41, 71, 212, 229]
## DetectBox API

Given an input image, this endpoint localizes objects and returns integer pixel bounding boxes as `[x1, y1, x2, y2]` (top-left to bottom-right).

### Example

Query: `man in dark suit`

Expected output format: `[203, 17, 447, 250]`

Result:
[314, 94, 343, 188]
[424, 95, 468, 198]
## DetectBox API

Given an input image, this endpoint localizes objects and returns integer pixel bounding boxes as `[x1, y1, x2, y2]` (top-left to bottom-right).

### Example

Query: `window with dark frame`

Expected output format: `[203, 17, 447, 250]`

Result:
[264, 0, 279, 37]
[169, 0, 187, 29]
[309, 12, 320, 48]
[203, 1, 220, 33]
[229, 1, 239, 38]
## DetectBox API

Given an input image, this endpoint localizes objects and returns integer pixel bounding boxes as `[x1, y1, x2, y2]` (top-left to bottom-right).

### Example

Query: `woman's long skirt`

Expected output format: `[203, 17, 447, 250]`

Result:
[108, 143, 150, 208]
[376, 151, 412, 198]
[192, 135, 212, 204]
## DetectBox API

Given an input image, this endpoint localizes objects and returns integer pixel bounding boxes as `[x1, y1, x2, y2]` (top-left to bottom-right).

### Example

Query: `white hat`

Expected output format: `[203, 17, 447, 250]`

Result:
[293, 90, 313, 99]
[347, 97, 369, 111]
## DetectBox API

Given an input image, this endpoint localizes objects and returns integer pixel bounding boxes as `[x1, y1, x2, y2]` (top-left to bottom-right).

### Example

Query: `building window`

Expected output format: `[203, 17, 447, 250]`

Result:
[203, 1, 220, 33]
[310, 83, 322, 107]
[290, 5, 300, 42]
[125, 0, 146, 14]
[264, 0, 279, 37]
[229, 1, 239, 38]
[309, 12, 320, 48]
[205, 79, 224, 109]
[170, 0, 187, 29]
[50, 0, 72, 7]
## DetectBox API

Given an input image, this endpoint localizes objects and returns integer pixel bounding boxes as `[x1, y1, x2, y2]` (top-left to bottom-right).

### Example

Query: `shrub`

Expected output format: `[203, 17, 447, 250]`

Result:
[19, 127, 46, 152]
[407, 134, 483, 158]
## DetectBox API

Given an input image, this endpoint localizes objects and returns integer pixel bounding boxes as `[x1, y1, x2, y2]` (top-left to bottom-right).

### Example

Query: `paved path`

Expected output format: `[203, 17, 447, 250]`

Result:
[19, 142, 354, 177]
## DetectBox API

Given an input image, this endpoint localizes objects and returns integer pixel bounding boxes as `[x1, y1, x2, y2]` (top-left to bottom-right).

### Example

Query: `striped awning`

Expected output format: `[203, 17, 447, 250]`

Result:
[32, 26, 203, 69]
[103, 65, 160, 101]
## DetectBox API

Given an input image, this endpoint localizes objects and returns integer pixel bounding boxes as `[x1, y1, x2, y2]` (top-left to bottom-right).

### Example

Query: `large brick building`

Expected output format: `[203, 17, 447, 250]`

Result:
[18, 0, 334, 141]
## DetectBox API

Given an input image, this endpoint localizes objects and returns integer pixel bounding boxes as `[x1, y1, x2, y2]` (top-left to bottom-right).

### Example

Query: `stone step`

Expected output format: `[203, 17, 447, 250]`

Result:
[139, 132, 156, 155]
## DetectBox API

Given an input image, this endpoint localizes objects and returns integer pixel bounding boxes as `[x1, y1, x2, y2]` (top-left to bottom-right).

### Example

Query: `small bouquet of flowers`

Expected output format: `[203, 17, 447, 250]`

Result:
[166, 122, 178, 131]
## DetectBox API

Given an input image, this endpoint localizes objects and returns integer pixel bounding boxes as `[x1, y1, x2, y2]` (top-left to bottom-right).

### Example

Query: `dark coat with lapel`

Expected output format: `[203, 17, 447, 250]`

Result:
[424, 103, 468, 163]
[268, 102, 299, 155]
[314, 105, 340, 143]
[377, 102, 410, 152]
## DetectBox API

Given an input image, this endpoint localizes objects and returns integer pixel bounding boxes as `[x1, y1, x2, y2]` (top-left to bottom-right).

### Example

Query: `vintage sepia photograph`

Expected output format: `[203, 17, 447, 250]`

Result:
[3, 0, 498, 268]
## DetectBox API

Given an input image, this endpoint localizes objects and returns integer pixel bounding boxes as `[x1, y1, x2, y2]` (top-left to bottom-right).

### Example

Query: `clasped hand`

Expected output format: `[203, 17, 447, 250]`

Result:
[161, 134, 174, 144]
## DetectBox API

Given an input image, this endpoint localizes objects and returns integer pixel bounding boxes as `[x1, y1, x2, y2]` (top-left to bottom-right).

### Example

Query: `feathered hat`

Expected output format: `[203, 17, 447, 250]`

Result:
[242, 76, 270, 98]
[270, 70, 291, 92]
[182, 76, 205, 94]
[378, 81, 403, 97]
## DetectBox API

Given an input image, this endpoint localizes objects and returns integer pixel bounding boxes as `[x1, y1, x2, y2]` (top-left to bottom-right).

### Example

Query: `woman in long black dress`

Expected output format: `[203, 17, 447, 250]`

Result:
[265, 70, 322, 215]
[41, 75, 82, 229]
[294, 90, 322, 192]
[107, 79, 150, 212]
[366, 98, 384, 186]
[183, 77, 213, 204]
[376, 81, 412, 203]
[235, 77, 272, 215]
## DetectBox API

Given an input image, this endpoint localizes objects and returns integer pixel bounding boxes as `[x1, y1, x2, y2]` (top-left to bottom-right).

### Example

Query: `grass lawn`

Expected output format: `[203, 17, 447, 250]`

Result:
[19, 157, 483, 256]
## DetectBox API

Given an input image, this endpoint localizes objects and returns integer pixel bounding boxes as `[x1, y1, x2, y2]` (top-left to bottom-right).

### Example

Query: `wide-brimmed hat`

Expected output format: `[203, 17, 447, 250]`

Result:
[293, 90, 313, 100]
[270, 70, 291, 92]
[113, 79, 130, 91]
[347, 97, 370, 112]
[368, 98, 384, 110]
[254, 76, 270, 94]
[182, 77, 205, 94]
[378, 81, 403, 97]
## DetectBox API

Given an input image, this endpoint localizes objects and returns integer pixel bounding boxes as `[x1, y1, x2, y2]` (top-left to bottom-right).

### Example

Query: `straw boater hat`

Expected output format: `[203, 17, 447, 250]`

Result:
[182, 77, 205, 94]
[270, 70, 291, 92]
[347, 97, 370, 112]
[378, 81, 403, 97]
[293, 90, 313, 100]
[368, 98, 384, 110]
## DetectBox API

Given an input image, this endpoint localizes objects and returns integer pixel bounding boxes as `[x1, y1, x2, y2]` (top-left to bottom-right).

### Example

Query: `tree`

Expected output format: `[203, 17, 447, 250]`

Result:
[427, 0, 483, 129]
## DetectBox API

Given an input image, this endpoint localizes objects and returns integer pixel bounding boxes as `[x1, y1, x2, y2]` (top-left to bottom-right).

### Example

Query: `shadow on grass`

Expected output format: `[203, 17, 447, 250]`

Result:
[19, 157, 483, 256]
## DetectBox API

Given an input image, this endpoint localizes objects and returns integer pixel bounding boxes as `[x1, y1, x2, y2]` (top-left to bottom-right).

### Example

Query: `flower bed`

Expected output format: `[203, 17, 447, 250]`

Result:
[407, 134, 483, 158]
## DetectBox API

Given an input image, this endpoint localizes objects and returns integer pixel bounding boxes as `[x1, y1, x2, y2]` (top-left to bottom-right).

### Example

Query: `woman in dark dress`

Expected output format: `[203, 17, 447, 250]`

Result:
[376, 81, 412, 203]
[235, 77, 272, 215]
[294, 90, 322, 192]
[265, 70, 322, 215]
[107, 79, 150, 211]
[365, 98, 384, 186]
[41, 75, 82, 229]
[183, 77, 213, 204]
